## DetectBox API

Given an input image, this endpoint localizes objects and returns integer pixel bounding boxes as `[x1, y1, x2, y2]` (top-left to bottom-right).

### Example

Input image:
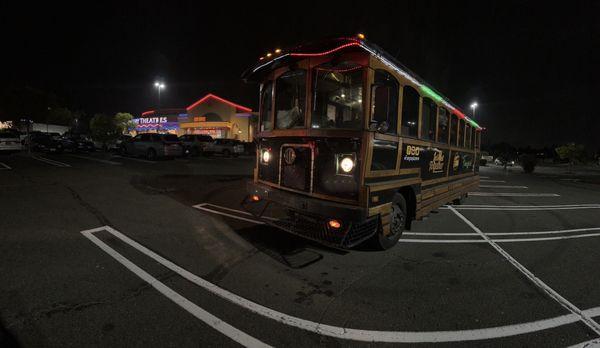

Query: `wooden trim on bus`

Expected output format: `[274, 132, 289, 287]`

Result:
[368, 177, 422, 193]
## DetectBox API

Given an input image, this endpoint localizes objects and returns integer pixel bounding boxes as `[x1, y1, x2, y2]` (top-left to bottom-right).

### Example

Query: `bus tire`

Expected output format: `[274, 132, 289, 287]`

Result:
[373, 193, 406, 250]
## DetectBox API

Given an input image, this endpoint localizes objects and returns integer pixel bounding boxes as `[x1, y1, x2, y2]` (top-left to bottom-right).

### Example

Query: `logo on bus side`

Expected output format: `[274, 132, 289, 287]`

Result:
[453, 153, 461, 171]
[283, 147, 296, 165]
[429, 150, 445, 174]
[403, 145, 421, 162]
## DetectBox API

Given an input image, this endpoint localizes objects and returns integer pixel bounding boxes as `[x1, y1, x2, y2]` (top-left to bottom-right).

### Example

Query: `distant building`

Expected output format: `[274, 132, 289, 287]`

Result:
[133, 94, 255, 142]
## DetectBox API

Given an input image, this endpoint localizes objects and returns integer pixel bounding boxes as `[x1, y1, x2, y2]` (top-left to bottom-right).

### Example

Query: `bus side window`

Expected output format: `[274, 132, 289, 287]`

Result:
[450, 114, 458, 146]
[437, 107, 449, 144]
[457, 118, 465, 147]
[260, 81, 273, 131]
[370, 70, 398, 134]
[421, 97, 436, 141]
[400, 86, 419, 137]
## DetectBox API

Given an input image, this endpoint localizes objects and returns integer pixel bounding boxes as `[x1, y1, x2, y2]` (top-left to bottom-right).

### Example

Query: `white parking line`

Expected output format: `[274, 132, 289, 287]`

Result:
[195, 203, 278, 221]
[31, 155, 71, 167]
[469, 192, 560, 197]
[68, 154, 121, 165]
[443, 204, 600, 211]
[448, 206, 600, 336]
[567, 338, 600, 347]
[0, 162, 11, 170]
[480, 180, 506, 183]
[81, 225, 600, 343]
[479, 185, 528, 189]
[479, 176, 490, 179]
[405, 227, 600, 237]
[400, 232, 600, 243]
[111, 155, 156, 164]
[81, 227, 271, 348]
[193, 204, 266, 224]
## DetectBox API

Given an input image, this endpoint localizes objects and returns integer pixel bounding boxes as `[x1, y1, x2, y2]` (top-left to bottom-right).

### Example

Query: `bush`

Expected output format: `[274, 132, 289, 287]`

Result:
[519, 154, 537, 173]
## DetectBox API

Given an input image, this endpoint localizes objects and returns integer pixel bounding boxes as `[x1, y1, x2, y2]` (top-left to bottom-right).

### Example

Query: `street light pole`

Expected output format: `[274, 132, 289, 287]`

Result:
[154, 81, 165, 109]
[470, 102, 478, 120]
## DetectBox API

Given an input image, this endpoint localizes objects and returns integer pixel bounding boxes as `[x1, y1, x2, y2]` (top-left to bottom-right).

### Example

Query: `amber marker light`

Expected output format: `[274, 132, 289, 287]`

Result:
[274, 48, 281, 54]
[357, 33, 365, 40]
[328, 219, 342, 229]
[251, 195, 260, 202]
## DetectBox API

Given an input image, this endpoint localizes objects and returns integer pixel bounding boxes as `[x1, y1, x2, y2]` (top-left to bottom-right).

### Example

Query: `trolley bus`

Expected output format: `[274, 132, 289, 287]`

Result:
[241, 35, 482, 250]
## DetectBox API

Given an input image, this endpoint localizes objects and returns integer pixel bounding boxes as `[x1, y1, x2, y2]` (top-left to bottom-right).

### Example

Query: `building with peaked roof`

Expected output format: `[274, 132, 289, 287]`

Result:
[133, 94, 255, 142]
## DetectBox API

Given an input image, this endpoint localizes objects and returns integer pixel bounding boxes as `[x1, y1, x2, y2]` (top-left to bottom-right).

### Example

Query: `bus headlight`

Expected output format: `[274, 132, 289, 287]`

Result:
[336, 153, 356, 175]
[261, 149, 271, 164]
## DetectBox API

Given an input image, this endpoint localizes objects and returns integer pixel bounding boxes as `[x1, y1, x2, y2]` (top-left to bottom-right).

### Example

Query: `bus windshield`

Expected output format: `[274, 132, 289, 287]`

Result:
[311, 62, 363, 129]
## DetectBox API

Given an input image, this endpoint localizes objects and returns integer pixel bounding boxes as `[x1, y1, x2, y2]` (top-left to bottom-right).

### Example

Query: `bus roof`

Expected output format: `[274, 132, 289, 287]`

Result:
[242, 37, 482, 130]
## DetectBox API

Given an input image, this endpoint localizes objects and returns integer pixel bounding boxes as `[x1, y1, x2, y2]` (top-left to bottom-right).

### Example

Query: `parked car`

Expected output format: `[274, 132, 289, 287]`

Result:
[31, 133, 64, 153]
[494, 157, 515, 166]
[179, 134, 213, 156]
[0, 129, 23, 153]
[121, 133, 183, 160]
[60, 135, 95, 152]
[203, 139, 244, 157]
[105, 135, 132, 152]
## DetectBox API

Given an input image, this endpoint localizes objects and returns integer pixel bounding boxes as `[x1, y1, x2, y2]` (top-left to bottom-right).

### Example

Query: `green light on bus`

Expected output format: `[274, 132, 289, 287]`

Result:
[420, 86, 444, 103]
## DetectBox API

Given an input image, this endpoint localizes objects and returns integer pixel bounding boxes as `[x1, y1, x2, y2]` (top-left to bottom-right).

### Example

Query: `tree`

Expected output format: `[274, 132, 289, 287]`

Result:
[555, 143, 585, 172]
[113, 112, 135, 134]
[89, 113, 118, 144]
[47, 107, 73, 126]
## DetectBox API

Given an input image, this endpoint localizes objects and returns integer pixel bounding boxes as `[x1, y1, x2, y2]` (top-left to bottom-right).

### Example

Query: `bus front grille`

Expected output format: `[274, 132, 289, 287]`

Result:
[279, 145, 313, 192]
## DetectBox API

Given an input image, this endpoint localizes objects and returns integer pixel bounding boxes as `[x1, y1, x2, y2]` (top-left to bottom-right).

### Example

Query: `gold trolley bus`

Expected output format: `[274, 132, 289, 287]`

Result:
[242, 35, 483, 250]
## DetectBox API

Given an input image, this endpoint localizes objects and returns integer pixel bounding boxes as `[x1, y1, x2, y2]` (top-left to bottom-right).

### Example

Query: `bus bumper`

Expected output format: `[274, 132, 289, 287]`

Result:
[242, 181, 379, 249]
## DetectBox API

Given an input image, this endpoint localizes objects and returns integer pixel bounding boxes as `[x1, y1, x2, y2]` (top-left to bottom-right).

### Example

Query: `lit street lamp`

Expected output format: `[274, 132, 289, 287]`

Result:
[154, 81, 165, 108]
[470, 102, 478, 120]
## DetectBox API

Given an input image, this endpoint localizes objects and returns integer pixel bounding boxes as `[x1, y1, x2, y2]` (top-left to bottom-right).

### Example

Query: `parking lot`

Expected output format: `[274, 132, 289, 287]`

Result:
[1, 151, 599, 347]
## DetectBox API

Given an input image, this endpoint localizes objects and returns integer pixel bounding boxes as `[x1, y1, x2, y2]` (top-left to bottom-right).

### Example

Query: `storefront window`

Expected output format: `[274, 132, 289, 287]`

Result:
[274, 70, 306, 129]
[259, 82, 273, 131]
[312, 62, 363, 129]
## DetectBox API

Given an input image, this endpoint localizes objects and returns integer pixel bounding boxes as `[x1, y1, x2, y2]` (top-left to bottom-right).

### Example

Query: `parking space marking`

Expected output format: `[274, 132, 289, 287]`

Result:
[30, 155, 71, 167]
[193, 203, 266, 224]
[111, 155, 156, 164]
[406, 227, 600, 237]
[68, 154, 121, 165]
[480, 180, 506, 183]
[81, 227, 271, 348]
[479, 176, 490, 179]
[567, 338, 600, 347]
[194, 203, 600, 244]
[195, 203, 278, 221]
[448, 206, 600, 336]
[479, 185, 528, 189]
[400, 232, 600, 244]
[444, 204, 600, 211]
[81, 225, 600, 343]
[0, 162, 11, 170]
[469, 192, 560, 197]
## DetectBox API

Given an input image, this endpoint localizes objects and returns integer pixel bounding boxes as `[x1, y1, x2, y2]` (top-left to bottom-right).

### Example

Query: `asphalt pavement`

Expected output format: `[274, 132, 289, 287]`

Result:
[1, 151, 600, 347]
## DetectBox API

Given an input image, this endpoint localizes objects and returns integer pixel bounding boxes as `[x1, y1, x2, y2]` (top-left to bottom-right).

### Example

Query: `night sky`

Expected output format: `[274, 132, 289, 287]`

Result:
[2, 1, 598, 149]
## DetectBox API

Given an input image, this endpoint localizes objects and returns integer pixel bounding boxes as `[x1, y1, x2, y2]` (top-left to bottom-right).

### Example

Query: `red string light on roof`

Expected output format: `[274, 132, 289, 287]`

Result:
[290, 42, 361, 57]
[141, 110, 156, 116]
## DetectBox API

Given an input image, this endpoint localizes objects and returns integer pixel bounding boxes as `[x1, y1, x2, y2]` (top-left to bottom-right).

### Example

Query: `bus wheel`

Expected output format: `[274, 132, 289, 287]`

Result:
[453, 194, 464, 205]
[373, 194, 406, 250]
